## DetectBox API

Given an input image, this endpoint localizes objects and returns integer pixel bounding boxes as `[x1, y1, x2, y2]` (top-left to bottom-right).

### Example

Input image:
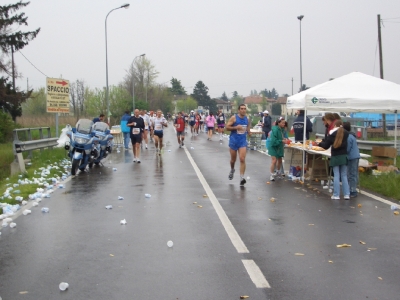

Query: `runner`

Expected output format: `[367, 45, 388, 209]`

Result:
[127, 109, 145, 163]
[194, 112, 201, 135]
[140, 110, 150, 149]
[200, 112, 205, 132]
[182, 110, 189, 135]
[188, 110, 196, 134]
[149, 110, 155, 142]
[153, 110, 168, 155]
[226, 104, 251, 186]
[216, 109, 226, 141]
[174, 112, 186, 148]
[206, 112, 216, 141]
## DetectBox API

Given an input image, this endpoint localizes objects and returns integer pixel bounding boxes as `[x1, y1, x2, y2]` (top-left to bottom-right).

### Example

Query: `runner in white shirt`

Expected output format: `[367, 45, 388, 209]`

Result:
[140, 110, 150, 149]
[149, 111, 155, 142]
[153, 110, 168, 155]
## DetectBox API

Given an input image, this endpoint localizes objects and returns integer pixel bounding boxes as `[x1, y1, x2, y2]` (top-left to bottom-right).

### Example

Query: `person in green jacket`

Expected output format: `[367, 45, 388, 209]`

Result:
[268, 117, 290, 181]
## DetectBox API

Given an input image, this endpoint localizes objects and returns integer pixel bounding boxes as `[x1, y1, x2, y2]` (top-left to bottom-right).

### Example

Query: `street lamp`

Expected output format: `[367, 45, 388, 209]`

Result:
[105, 3, 130, 123]
[297, 15, 304, 92]
[131, 54, 145, 111]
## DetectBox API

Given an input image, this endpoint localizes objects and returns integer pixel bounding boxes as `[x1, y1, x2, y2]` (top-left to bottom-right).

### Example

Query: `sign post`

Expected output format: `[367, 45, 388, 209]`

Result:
[46, 78, 70, 137]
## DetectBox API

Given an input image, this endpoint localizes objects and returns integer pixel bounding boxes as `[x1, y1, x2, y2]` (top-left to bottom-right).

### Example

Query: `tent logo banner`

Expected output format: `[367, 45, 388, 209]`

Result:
[311, 97, 318, 104]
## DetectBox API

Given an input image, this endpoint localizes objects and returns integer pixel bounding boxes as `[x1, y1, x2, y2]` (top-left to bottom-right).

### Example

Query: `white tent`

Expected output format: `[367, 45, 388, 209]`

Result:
[288, 72, 400, 112]
[287, 72, 399, 176]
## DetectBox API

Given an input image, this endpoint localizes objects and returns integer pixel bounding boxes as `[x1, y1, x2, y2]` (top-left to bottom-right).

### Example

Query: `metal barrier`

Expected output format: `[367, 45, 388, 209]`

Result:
[11, 127, 59, 174]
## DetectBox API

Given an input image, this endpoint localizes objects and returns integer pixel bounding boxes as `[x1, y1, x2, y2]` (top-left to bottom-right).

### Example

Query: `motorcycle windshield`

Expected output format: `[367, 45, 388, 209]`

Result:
[75, 119, 94, 134]
[92, 122, 109, 132]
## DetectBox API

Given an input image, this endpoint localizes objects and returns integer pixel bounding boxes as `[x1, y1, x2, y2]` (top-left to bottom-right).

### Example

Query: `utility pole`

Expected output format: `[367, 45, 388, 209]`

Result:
[291, 77, 294, 95]
[377, 14, 386, 136]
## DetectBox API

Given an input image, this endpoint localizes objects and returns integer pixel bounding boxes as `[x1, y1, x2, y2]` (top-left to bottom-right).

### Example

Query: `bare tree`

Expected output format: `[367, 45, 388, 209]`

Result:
[70, 79, 85, 120]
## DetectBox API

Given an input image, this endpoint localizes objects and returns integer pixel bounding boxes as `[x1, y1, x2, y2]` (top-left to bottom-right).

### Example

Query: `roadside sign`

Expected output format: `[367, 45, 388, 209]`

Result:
[46, 78, 70, 113]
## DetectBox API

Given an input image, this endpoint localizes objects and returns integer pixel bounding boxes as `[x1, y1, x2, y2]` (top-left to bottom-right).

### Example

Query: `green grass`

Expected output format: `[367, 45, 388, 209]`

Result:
[0, 147, 68, 212]
[359, 172, 400, 201]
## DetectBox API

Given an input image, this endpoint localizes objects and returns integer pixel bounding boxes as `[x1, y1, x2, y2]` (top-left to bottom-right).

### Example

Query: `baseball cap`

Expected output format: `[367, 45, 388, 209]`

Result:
[263, 110, 269, 114]
[191, 110, 194, 112]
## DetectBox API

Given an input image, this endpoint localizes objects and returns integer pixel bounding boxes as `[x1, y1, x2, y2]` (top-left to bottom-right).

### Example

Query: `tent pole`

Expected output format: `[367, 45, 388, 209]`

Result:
[395, 111, 398, 165]
[302, 108, 307, 180]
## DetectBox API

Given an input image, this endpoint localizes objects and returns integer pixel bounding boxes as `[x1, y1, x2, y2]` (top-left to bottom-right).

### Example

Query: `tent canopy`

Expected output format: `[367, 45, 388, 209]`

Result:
[287, 72, 400, 113]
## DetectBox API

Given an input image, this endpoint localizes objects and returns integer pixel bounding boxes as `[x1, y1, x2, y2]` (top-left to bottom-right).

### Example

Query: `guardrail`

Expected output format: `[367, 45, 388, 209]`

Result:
[316, 133, 400, 155]
[11, 127, 59, 174]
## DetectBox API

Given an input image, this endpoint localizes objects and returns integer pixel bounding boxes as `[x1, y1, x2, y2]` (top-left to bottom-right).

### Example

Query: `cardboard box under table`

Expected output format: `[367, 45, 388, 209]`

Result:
[249, 130, 262, 150]
[371, 146, 397, 166]
[284, 147, 308, 176]
[306, 153, 330, 180]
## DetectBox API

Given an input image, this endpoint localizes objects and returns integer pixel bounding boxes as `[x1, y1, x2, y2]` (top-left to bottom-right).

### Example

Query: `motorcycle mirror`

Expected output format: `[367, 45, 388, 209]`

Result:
[72, 128, 76, 133]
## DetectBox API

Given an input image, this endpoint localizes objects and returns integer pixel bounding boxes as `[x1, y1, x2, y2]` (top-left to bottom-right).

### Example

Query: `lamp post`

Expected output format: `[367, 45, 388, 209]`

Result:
[297, 15, 304, 92]
[105, 3, 130, 123]
[131, 54, 145, 112]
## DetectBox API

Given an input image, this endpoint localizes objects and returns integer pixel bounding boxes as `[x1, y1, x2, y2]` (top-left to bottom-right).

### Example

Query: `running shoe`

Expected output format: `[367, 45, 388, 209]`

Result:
[137, 159, 141, 163]
[343, 195, 350, 200]
[331, 195, 340, 200]
[181, 141, 184, 146]
[179, 144, 182, 148]
[145, 144, 148, 149]
[133, 158, 137, 162]
[270, 173, 276, 181]
[240, 178, 246, 186]
[229, 169, 235, 180]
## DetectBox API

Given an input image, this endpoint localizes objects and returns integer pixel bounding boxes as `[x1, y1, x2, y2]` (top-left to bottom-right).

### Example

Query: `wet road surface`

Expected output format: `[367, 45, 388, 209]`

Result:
[0, 125, 399, 299]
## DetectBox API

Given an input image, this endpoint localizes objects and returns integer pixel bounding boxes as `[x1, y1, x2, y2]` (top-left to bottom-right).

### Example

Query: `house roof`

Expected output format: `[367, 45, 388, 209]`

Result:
[277, 97, 287, 104]
[214, 99, 231, 104]
[244, 96, 276, 104]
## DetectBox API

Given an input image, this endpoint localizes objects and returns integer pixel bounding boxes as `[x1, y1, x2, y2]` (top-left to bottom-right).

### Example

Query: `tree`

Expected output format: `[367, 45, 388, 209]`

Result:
[169, 77, 186, 95]
[248, 104, 258, 116]
[0, 1, 40, 78]
[0, 1, 40, 120]
[299, 84, 310, 92]
[232, 91, 238, 98]
[70, 79, 85, 120]
[21, 87, 46, 115]
[191, 80, 217, 112]
[271, 103, 281, 115]
[176, 96, 197, 113]
[261, 95, 267, 111]
[260, 88, 279, 99]
[123, 56, 159, 105]
[221, 91, 228, 101]
[0, 76, 29, 121]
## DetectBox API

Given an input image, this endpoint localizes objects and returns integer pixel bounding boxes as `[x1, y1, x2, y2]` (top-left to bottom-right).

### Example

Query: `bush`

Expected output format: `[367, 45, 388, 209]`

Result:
[0, 110, 15, 143]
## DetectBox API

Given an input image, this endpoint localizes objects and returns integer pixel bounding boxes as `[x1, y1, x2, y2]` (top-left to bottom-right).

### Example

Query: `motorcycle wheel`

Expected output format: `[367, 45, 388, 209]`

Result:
[71, 159, 80, 175]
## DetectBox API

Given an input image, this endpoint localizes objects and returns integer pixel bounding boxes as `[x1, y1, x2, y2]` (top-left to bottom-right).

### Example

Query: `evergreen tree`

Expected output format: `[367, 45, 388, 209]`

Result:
[169, 77, 186, 95]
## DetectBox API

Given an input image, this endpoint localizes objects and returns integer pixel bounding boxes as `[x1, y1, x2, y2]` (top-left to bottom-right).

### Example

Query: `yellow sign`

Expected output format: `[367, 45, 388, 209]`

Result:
[46, 77, 70, 113]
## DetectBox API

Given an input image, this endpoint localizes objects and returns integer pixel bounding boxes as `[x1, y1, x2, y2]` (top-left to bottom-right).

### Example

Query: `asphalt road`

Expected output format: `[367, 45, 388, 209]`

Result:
[0, 125, 399, 300]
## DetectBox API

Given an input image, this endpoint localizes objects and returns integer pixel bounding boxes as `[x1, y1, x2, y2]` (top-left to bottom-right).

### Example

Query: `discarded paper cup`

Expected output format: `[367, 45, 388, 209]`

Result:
[167, 240, 173, 248]
[59, 282, 69, 291]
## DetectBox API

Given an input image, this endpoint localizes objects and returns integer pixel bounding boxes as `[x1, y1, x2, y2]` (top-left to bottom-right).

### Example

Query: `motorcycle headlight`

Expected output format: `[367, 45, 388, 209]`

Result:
[75, 137, 89, 144]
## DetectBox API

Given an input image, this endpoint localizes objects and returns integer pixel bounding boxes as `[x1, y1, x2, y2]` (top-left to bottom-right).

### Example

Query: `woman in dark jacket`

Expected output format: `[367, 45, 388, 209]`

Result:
[317, 120, 350, 200]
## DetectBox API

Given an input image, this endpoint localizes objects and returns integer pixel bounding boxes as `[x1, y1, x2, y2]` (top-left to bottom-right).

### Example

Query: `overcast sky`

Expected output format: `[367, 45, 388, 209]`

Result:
[7, 0, 400, 99]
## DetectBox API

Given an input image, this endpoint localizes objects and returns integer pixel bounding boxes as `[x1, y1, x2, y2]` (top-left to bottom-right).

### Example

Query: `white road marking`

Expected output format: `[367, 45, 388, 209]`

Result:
[242, 259, 271, 288]
[184, 147, 249, 253]
[360, 190, 399, 206]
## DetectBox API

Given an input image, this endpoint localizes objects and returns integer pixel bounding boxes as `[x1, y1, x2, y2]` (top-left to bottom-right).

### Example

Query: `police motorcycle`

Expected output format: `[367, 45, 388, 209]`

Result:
[65, 119, 99, 175]
[89, 121, 113, 167]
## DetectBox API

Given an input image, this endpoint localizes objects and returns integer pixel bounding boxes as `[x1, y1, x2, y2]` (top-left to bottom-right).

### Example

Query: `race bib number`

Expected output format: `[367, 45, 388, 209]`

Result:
[220, 116, 224, 121]
[190, 117, 194, 121]
[145, 121, 148, 126]
[132, 128, 140, 134]
[155, 124, 162, 130]
[238, 125, 247, 134]
[176, 124, 181, 129]
[185, 117, 188, 121]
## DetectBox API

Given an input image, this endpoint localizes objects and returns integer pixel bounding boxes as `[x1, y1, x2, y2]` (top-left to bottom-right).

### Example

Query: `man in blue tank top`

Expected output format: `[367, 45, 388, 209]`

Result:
[226, 104, 252, 186]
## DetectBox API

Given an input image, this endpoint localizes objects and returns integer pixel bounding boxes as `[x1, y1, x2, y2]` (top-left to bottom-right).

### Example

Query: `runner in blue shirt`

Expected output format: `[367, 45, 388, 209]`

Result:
[226, 104, 252, 186]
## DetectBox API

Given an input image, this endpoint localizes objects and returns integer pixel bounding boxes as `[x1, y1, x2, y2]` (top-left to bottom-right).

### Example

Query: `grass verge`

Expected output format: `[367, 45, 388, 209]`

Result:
[1, 147, 68, 211]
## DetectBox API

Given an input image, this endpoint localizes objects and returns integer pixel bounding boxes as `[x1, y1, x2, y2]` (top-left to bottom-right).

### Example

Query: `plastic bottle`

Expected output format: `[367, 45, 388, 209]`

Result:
[41, 207, 49, 213]
[145, 194, 151, 198]
[167, 240, 174, 247]
[308, 141, 312, 150]
[288, 169, 293, 180]
[390, 205, 398, 211]
[9, 222, 16, 228]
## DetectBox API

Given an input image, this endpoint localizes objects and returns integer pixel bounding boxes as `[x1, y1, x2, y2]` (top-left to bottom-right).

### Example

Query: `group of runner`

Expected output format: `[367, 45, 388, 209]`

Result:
[123, 105, 252, 187]
[125, 109, 168, 163]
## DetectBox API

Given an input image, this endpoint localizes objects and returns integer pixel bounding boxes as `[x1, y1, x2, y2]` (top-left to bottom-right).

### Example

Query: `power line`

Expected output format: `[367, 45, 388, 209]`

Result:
[382, 16, 400, 20]
[17, 50, 48, 77]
